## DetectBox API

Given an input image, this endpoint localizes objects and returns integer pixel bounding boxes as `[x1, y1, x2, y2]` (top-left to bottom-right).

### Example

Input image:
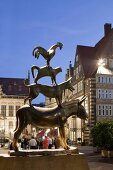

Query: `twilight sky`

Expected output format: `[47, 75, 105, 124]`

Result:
[1, 0, 113, 102]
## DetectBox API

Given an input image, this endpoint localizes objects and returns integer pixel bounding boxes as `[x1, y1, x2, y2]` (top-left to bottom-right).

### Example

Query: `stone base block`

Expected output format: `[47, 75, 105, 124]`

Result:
[0, 153, 89, 170]
[9, 147, 78, 156]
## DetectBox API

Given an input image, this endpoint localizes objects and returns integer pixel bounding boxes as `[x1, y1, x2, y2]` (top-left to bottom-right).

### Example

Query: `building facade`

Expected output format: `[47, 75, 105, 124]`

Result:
[45, 23, 113, 145]
[0, 77, 29, 141]
[66, 23, 113, 144]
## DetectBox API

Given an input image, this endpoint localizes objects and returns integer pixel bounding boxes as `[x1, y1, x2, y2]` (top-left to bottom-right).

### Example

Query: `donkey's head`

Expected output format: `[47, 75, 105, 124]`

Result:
[62, 97, 88, 120]
[66, 77, 75, 91]
[76, 97, 88, 120]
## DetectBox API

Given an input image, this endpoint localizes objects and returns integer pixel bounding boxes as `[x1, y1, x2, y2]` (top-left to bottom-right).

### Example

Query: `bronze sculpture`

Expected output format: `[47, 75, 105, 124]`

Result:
[32, 42, 63, 66]
[31, 65, 62, 84]
[24, 77, 74, 106]
[13, 98, 88, 151]
[12, 42, 87, 152]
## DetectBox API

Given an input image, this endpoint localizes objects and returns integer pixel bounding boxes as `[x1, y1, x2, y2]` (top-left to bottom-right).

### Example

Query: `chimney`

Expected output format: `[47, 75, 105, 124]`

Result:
[104, 23, 112, 36]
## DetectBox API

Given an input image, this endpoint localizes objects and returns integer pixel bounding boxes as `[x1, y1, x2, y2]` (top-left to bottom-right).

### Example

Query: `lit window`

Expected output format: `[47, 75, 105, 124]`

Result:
[109, 106, 112, 116]
[109, 77, 111, 83]
[109, 90, 112, 99]
[98, 77, 101, 83]
[98, 105, 101, 115]
[105, 106, 108, 115]
[16, 106, 20, 112]
[105, 90, 108, 99]
[103, 106, 105, 115]
[1, 105, 6, 116]
[107, 77, 110, 84]
[98, 89, 101, 98]
[102, 90, 104, 99]
[9, 106, 14, 117]
[101, 77, 104, 83]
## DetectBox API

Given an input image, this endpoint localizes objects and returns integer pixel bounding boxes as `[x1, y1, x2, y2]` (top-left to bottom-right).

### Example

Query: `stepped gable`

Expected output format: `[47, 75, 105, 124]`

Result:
[0, 77, 29, 96]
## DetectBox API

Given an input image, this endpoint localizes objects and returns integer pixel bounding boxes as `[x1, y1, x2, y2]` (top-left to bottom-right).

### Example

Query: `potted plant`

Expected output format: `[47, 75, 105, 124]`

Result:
[91, 120, 113, 158]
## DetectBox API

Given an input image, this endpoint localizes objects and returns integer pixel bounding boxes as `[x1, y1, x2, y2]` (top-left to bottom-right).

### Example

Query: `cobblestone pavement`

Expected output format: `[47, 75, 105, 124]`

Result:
[78, 146, 113, 170]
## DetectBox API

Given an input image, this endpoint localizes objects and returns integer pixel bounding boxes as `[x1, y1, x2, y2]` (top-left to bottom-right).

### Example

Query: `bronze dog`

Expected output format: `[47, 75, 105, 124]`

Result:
[24, 77, 74, 106]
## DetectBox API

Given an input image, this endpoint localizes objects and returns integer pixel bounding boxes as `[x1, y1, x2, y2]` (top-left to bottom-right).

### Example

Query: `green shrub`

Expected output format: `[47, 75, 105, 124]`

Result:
[91, 120, 113, 150]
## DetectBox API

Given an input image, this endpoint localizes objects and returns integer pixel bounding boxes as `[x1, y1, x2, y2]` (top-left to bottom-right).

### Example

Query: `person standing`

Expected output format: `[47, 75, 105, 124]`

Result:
[43, 136, 49, 149]
[29, 136, 37, 149]
[23, 137, 28, 149]
[39, 138, 43, 149]
[36, 138, 40, 149]
[48, 136, 52, 149]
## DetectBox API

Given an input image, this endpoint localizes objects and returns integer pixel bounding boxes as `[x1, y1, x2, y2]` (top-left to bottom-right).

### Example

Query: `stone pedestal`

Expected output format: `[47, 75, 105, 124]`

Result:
[0, 153, 89, 170]
[9, 147, 78, 156]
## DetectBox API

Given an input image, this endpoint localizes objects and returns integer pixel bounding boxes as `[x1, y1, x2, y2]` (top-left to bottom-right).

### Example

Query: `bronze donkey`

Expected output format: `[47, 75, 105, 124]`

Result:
[12, 98, 88, 151]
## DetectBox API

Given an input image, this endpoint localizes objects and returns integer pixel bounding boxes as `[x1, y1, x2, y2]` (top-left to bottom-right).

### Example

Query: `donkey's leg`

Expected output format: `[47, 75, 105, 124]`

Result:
[56, 97, 62, 107]
[59, 126, 70, 150]
[12, 124, 26, 151]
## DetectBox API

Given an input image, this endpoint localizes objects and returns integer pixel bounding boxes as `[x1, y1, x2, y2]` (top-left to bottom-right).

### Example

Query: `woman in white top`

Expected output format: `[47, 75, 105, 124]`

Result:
[29, 136, 37, 149]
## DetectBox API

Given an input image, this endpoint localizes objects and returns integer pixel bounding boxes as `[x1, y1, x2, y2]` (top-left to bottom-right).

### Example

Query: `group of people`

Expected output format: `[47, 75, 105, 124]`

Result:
[20, 135, 61, 150]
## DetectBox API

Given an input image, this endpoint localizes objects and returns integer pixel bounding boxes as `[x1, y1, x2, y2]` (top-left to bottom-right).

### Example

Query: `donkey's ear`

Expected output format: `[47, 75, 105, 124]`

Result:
[67, 77, 72, 82]
[78, 96, 87, 105]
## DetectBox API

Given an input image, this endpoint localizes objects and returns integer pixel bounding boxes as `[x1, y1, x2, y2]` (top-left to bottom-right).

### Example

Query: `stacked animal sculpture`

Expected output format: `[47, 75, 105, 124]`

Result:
[24, 42, 74, 106]
[12, 42, 87, 152]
